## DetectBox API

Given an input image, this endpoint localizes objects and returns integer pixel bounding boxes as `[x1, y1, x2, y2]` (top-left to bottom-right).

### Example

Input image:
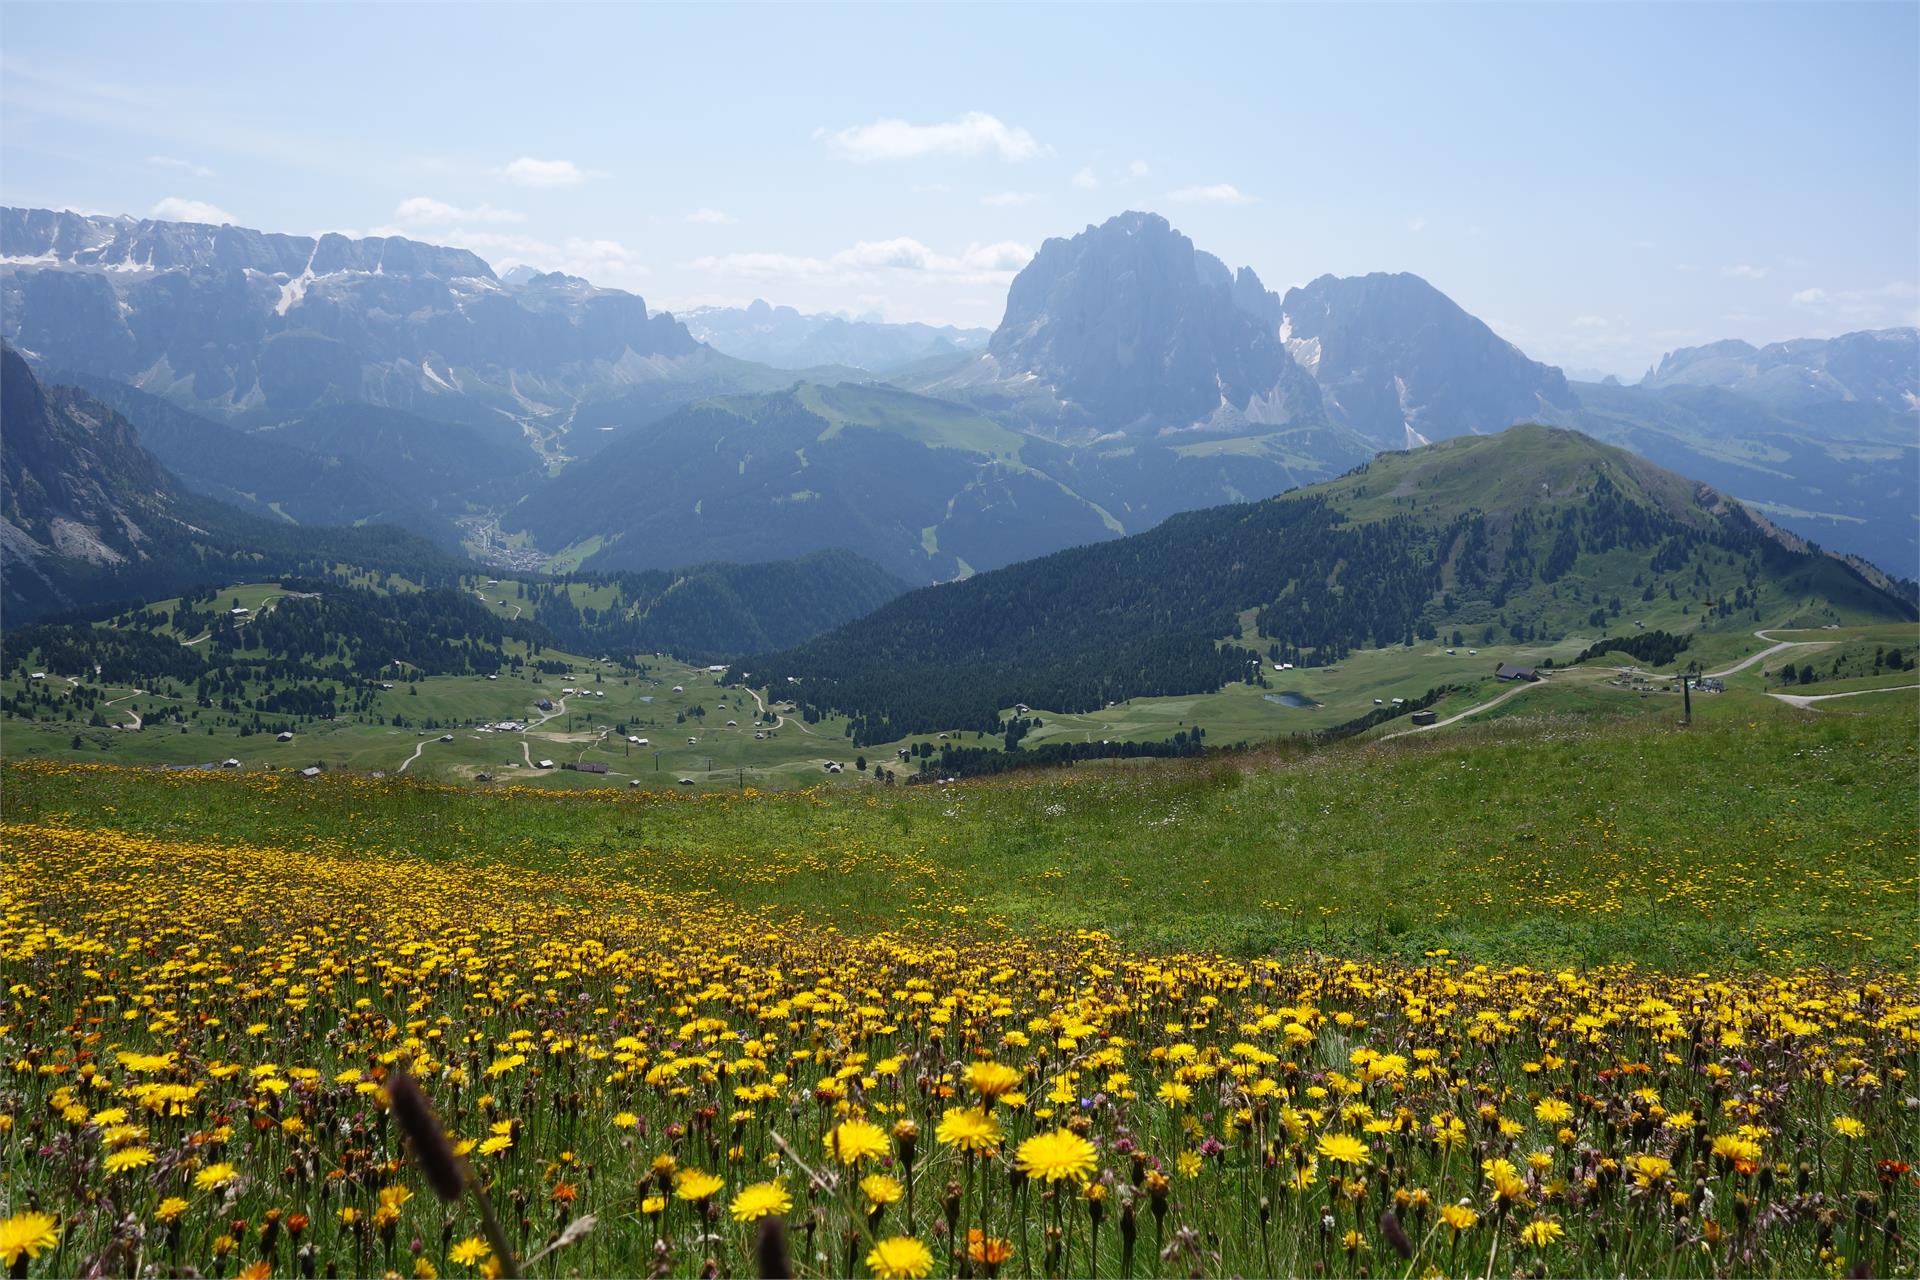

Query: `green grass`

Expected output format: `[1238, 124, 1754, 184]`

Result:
[13, 605, 1914, 797]
[8, 692, 1912, 972]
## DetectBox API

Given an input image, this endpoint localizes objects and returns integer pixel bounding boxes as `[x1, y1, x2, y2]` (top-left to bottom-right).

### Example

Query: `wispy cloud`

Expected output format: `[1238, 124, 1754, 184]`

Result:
[685, 208, 739, 225]
[149, 196, 234, 224]
[1167, 183, 1253, 205]
[981, 190, 1041, 208]
[146, 154, 213, 178]
[497, 157, 594, 188]
[1789, 281, 1919, 326]
[1570, 315, 1609, 328]
[823, 112, 1044, 163]
[1721, 264, 1769, 280]
[415, 227, 650, 287]
[1071, 167, 1099, 190]
[1407, 215, 1429, 233]
[1128, 159, 1149, 178]
[691, 236, 1033, 285]
[394, 196, 525, 225]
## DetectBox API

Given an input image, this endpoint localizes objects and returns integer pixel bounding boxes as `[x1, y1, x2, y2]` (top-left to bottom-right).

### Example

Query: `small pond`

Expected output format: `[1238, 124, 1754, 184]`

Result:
[1264, 690, 1319, 708]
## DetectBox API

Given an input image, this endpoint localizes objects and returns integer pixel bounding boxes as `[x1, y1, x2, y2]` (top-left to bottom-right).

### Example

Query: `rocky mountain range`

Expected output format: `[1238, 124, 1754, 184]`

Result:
[1640, 328, 1918, 414]
[679, 299, 988, 373]
[909, 211, 1333, 440]
[0, 208, 795, 459]
[4, 205, 1913, 583]
[1273, 271, 1577, 447]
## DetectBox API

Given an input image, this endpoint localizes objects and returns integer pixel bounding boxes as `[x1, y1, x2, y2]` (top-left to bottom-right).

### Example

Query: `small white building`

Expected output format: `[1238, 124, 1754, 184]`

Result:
[277, 731, 295, 742]
[222, 758, 241, 768]
[536, 759, 554, 769]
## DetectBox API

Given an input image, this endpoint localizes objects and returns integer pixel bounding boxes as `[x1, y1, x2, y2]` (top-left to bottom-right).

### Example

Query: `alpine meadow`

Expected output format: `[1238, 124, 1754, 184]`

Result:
[1, 5, 1916, 1280]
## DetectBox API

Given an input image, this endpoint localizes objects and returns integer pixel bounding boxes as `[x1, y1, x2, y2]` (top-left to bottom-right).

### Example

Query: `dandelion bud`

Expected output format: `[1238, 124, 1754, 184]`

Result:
[386, 1071, 465, 1203]
[892, 1119, 918, 1169]
[1379, 1210, 1413, 1260]
[943, 1181, 963, 1239]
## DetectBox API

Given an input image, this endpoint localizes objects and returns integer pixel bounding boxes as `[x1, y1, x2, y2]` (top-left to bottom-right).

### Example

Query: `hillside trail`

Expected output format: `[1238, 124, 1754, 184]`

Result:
[1705, 629, 1832, 679]
[1380, 678, 1544, 740]
[745, 683, 820, 736]
[1769, 683, 1918, 709]
[398, 739, 428, 772]
[103, 688, 144, 729]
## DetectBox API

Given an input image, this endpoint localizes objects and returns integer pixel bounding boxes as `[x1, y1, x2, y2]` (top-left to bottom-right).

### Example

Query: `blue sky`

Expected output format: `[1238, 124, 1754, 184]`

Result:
[3, 1, 1915, 375]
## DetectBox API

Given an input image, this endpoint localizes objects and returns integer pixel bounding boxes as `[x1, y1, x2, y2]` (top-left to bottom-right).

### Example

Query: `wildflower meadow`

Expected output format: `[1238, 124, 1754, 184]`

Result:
[2, 758, 1915, 1280]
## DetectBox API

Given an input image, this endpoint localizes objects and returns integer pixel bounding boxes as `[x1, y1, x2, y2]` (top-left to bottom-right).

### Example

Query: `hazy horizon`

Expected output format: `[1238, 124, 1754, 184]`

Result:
[4, 1, 1916, 378]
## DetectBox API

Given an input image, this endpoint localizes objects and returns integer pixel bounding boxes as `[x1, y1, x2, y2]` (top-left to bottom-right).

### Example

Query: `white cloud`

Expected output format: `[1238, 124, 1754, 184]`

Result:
[1167, 183, 1253, 205]
[1128, 159, 1149, 178]
[1072, 167, 1099, 190]
[685, 208, 739, 225]
[1407, 215, 1429, 233]
[149, 196, 235, 224]
[1788, 281, 1919, 326]
[146, 154, 213, 178]
[1570, 315, 1609, 328]
[394, 196, 525, 225]
[498, 157, 592, 187]
[690, 236, 1033, 285]
[910, 183, 952, 194]
[982, 190, 1041, 207]
[1722, 264, 1770, 280]
[825, 111, 1044, 163]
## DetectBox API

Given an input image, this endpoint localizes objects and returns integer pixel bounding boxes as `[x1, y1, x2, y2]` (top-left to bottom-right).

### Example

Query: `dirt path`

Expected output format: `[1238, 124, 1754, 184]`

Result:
[1706, 629, 1831, 679]
[398, 740, 428, 772]
[1381, 679, 1543, 740]
[746, 683, 819, 736]
[1769, 683, 1918, 709]
[103, 688, 144, 729]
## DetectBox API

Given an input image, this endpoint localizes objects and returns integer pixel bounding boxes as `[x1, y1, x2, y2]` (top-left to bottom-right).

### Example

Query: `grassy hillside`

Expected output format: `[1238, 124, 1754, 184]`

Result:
[507, 381, 1378, 582]
[6, 690, 1911, 970]
[745, 425, 1914, 743]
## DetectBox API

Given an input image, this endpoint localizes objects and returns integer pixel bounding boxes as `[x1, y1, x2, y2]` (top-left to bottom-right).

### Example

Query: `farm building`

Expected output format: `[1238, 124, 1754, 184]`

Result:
[1495, 664, 1539, 682]
[534, 698, 554, 711]
[299, 766, 321, 778]
[536, 759, 554, 769]
[1410, 710, 1438, 726]
[277, 731, 294, 742]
